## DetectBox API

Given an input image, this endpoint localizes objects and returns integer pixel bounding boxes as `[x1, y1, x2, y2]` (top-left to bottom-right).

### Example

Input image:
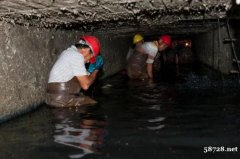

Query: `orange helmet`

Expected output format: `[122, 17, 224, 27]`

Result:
[80, 36, 101, 63]
[159, 34, 172, 47]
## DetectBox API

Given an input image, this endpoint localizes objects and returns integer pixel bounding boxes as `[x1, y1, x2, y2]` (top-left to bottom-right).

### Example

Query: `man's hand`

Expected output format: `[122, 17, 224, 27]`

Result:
[87, 63, 96, 74]
[87, 55, 104, 73]
[95, 55, 104, 70]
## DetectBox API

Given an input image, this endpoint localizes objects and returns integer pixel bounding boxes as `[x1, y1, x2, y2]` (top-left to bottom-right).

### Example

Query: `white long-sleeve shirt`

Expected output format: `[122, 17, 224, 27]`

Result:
[48, 45, 88, 83]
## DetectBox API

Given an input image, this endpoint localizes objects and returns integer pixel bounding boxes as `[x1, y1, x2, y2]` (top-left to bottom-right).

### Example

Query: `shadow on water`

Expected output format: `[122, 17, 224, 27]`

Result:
[1, 64, 240, 159]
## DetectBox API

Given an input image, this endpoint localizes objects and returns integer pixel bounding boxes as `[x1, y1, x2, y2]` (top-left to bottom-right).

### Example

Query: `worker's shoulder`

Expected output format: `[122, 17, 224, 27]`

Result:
[62, 46, 82, 57]
[58, 49, 84, 65]
[143, 41, 156, 47]
[142, 42, 157, 51]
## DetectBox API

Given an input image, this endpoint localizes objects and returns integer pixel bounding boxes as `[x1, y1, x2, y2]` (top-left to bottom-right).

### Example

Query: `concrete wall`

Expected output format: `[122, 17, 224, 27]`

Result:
[0, 22, 130, 122]
[193, 26, 233, 74]
[96, 34, 131, 78]
[231, 20, 240, 61]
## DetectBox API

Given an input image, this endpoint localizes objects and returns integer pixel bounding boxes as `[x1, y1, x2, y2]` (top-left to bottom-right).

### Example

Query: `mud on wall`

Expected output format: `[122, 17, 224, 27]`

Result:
[193, 25, 233, 74]
[0, 22, 130, 122]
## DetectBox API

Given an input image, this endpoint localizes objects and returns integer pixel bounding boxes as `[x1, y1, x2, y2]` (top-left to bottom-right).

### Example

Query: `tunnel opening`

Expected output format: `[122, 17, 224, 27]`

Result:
[114, 18, 240, 85]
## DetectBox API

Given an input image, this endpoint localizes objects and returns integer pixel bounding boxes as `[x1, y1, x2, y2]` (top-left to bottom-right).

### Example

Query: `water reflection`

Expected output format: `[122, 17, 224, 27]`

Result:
[147, 117, 166, 130]
[125, 79, 177, 132]
[1, 65, 240, 159]
[51, 106, 107, 159]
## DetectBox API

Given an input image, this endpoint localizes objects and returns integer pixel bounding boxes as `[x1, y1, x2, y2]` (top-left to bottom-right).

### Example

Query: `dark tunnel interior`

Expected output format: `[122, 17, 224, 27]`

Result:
[1, 1, 240, 159]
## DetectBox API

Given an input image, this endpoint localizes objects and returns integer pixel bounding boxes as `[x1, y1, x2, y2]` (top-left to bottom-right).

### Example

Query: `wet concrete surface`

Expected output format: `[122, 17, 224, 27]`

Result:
[0, 64, 240, 159]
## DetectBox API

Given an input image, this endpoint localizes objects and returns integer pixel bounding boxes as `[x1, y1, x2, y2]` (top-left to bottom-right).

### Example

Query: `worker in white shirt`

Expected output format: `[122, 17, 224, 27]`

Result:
[46, 36, 104, 108]
[127, 34, 172, 80]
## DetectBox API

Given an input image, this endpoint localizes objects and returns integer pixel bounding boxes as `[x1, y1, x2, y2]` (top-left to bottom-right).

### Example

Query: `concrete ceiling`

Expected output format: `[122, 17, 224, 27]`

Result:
[0, 0, 234, 36]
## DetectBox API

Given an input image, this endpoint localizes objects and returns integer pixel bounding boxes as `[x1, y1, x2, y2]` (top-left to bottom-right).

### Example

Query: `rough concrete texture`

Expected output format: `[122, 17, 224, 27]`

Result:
[97, 35, 131, 77]
[193, 25, 233, 74]
[0, 0, 232, 36]
[0, 22, 130, 122]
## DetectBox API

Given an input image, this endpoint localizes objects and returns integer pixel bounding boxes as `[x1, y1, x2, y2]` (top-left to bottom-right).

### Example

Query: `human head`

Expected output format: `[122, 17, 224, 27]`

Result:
[133, 34, 144, 45]
[78, 36, 101, 63]
[158, 34, 172, 51]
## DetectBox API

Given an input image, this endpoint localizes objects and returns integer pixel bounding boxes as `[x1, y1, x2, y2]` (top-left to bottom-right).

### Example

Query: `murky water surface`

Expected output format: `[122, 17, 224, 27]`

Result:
[1, 64, 240, 159]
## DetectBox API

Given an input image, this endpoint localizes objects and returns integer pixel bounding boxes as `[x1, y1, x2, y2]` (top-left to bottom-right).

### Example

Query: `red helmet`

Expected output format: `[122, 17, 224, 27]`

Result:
[80, 36, 100, 63]
[159, 34, 172, 47]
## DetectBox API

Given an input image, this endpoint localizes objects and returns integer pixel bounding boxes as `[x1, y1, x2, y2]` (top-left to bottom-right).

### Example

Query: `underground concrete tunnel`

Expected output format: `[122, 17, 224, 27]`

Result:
[0, 0, 240, 159]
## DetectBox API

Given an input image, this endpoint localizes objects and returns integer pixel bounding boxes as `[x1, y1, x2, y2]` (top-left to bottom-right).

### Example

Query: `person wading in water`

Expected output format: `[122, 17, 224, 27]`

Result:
[127, 34, 172, 80]
[46, 36, 104, 108]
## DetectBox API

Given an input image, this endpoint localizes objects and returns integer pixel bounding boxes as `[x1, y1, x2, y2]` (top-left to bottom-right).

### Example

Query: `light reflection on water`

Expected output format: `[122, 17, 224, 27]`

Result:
[51, 106, 107, 159]
[97, 67, 240, 158]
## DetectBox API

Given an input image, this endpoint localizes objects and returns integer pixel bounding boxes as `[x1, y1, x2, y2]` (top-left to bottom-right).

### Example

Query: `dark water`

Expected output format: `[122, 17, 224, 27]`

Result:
[1, 64, 240, 159]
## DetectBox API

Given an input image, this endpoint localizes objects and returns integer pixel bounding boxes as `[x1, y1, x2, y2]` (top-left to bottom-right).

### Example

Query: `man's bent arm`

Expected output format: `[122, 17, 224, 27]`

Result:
[76, 70, 99, 90]
[147, 63, 153, 79]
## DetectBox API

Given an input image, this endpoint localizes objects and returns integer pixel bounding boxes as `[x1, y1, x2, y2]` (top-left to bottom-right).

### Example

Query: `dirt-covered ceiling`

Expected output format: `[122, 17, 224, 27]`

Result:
[0, 0, 235, 36]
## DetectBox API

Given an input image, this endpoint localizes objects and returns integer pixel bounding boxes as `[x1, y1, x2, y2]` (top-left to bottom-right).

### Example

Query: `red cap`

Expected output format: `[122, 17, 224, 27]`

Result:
[80, 36, 100, 63]
[159, 34, 172, 47]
